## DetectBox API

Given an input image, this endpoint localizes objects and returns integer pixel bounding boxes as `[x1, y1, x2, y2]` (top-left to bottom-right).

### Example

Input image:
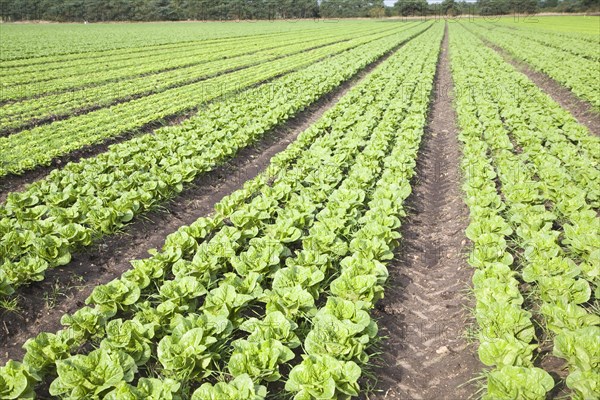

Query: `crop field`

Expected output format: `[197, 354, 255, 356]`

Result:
[0, 16, 598, 400]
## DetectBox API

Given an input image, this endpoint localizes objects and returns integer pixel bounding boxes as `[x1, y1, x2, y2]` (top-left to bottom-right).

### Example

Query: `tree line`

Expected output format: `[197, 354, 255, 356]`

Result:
[0, 0, 598, 22]
[404, 0, 599, 16]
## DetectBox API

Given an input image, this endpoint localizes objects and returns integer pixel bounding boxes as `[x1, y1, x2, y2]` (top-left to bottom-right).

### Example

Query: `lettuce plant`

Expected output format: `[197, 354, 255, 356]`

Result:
[239, 311, 301, 348]
[22, 331, 75, 375]
[228, 339, 294, 382]
[99, 319, 154, 366]
[483, 366, 554, 400]
[104, 378, 181, 400]
[49, 349, 137, 399]
[157, 327, 218, 381]
[285, 355, 361, 400]
[191, 374, 266, 400]
[0, 361, 39, 400]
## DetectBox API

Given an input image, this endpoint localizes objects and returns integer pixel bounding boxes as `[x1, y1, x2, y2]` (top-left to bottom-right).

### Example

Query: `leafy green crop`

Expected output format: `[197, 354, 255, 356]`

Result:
[285, 355, 361, 400]
[451, 22, 599, 399]
[0, 22, 431, 300]
[484, 366, 555, 400]
[49, 349, 137, 399]
[0, 361, 39, 399]
[0, 22, 444, 398]
[471, 22, 600, 110]
[104, 378, 181, 400]
[191, 374, 266, 400]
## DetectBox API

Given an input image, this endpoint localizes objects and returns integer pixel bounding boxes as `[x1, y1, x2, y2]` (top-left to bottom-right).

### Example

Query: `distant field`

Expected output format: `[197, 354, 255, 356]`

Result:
[493, 14, 600, 34]
[0, 16, 598, 400]
[0, 20, 349, 61]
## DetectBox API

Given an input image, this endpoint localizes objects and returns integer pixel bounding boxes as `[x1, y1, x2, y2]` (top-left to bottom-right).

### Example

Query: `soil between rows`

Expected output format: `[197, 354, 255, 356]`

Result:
[0, 34, 419, 362]
[371, 25, 482, 400]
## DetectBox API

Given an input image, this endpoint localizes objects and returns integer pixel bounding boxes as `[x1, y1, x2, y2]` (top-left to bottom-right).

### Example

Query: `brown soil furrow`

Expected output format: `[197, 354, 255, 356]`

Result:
[372, 24, 481, 400]
[0, 40, 412, 362]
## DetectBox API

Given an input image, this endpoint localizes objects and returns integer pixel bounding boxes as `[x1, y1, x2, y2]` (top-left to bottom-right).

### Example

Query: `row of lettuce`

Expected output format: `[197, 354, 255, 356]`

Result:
[1, 24, 380, 89]
[0, 24, 403, 106]
[0, 24, 406, 134]
[469, 22, 600, 111]
[0, 23, 428, 178]
[483, 22, 598, 62]
[1, 22, 383, 64]
[0, 21, 432, 303]
[451, 24, 599, 400]
[0, 24, 444, 399]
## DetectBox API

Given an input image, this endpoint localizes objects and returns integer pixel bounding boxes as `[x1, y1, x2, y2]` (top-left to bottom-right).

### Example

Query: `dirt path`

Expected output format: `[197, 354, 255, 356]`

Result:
[0, 42, 413, 362]
[372, 25, 481, 400]
[486, 44, 600, 137]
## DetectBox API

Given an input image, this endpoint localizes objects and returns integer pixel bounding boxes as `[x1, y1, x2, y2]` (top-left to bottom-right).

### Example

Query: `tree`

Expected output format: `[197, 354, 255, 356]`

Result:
[320, 0, 383, 18]
[0, 0, 580, 21]
[477, 0, 510, 15]
[502, 0, 532, 13]
[394, 0, 428, 16]
[580, 0, 599, 10]
[539, 0, 559, 8]
[368, 0, 385, 17]
[441, 0, 460, 15]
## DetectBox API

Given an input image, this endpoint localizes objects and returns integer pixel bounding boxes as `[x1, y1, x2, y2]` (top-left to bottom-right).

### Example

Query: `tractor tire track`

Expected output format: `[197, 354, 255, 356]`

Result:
[372, 24, 481, 400]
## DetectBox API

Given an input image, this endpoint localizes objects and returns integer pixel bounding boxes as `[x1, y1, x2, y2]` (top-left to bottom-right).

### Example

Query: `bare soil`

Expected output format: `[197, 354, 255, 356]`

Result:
[0, 41, 410, 363]
[371, 25, 482, 400]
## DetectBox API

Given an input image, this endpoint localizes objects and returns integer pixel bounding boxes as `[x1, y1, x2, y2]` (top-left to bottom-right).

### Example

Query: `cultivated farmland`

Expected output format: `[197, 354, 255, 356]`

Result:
[0, 17, 598, 400]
